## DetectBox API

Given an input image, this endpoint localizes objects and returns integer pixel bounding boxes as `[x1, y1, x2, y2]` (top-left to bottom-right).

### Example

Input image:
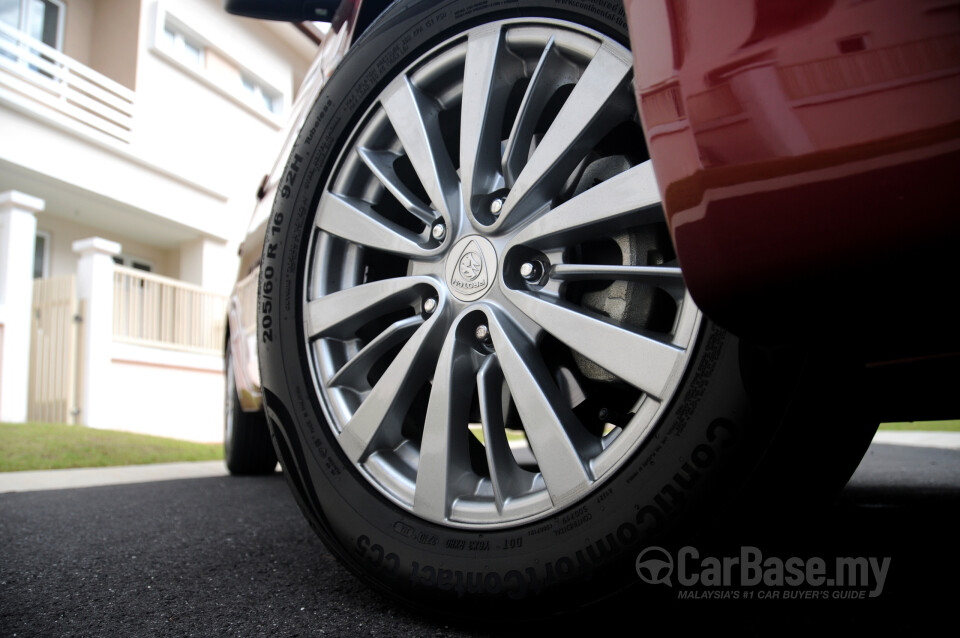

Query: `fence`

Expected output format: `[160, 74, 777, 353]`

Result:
[28, 275, 83, 423]
[0, 20, 135, 143]
[112, 267, 227, 355]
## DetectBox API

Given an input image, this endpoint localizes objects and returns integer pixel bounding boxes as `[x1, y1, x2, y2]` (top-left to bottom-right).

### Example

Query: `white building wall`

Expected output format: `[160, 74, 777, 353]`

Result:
[0, 0, 313, 294]
[0, 191, 44, 422]
[0, 0, 314, 436]
[178, 236, 232, 291]
[128, 0, 305, 290]
[108, 343, 224, 442]
[0, 109, 234, 247]
[152, 0, 301, 97]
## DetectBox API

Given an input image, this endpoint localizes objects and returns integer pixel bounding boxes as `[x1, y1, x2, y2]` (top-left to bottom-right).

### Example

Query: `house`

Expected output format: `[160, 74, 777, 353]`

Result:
[0, 0, 317, 441]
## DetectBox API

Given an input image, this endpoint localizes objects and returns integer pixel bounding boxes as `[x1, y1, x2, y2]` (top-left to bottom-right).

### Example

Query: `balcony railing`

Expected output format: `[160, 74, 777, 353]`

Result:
[113, 267, 227, 355]
[0, 21, 135, 143]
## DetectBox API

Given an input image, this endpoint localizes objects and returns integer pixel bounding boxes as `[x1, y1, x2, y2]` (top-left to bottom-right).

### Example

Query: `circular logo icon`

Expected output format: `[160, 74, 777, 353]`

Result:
[635, 546, 674, 587]
[445, 236, 497, 302]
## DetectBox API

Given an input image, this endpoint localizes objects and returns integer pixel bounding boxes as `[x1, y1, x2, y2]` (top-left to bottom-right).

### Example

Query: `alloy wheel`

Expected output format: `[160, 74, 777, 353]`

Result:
[301, 19, 702, 528]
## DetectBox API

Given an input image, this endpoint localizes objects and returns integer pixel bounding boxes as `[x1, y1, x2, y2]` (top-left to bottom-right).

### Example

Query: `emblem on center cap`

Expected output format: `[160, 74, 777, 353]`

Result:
[445, 235, 497, 302]
[457, 241, 484, 281]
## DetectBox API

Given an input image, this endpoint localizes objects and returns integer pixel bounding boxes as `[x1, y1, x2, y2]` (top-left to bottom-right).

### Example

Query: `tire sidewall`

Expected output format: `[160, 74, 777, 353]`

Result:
[259, 0, 778, 611]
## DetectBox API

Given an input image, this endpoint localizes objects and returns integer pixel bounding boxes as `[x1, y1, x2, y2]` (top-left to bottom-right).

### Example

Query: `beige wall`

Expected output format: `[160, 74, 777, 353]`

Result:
[61, 0, 94, 66]
[37, 215, 177, 279]
[90, 0, 141, 89]
[60, 0, 139, 89]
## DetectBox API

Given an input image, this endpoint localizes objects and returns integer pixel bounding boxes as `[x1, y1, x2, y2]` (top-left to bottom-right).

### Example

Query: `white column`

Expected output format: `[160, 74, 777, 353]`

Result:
[179, 236, 232, 292]
[73, 237, 121, 429]
[0, 191, 44, 423]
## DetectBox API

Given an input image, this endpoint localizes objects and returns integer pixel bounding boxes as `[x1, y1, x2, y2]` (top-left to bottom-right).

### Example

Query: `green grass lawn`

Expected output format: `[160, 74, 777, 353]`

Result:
[878, 420, 960, 432]
[2, 419, 954, 473]
[0, 422, 222, 472]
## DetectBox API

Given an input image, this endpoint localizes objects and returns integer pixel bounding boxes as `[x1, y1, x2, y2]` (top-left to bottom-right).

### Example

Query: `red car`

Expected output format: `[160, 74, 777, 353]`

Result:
[224, 0, 959, 614]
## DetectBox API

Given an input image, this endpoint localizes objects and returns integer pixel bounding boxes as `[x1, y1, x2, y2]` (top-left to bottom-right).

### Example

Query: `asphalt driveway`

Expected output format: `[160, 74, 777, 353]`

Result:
[1, 436, 957, 636]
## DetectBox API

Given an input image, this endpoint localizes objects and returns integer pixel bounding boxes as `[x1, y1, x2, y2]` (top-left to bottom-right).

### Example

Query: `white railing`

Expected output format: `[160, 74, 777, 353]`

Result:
[113, 267, 227, 355]
[0, 21, 135, 143]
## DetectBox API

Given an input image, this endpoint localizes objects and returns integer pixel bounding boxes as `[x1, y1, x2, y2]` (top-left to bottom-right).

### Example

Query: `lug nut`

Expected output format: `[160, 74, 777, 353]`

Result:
[489, 198, 503, 215]
[519, 261, 543, 282]
[431, 222, 446, 241]
[423, 298, 437, 314]
[475, 324, 490, 343]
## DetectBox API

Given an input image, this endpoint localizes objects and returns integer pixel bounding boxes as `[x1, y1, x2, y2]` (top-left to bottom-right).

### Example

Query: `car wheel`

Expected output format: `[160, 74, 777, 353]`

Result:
[225, 342, 277, 475]
[258, 0, 864, 614]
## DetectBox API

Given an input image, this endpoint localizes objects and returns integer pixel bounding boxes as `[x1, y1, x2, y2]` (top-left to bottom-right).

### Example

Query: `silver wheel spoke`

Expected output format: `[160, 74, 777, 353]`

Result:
[508, 161, 661, 250]
[487, 311, 597, 507]
[338, 310, 447, 463]
[414, 325, 477, 521]
[477, 356, 531, 513]
[305, 276, 435, 340]
[505, 291, 685, 399]
[315, 192, 432, 258]
[381, 75, 460, 220]
[328, 315, 424, 390]
[502, 37, 580, 187]
[495, 42, 633, 230]
[357, 147, 438, 225]
[460, 25, 519, 213]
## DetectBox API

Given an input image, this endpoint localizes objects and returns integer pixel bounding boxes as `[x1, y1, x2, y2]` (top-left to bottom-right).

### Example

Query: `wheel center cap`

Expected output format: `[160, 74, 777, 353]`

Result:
[445, 235, 497, 302]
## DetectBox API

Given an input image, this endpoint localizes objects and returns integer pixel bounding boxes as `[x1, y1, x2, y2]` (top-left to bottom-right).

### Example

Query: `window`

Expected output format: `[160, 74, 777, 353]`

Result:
[33, 230, 50, 279]
[153, 7, 285, 120]
[112, 255, 153, 273]
[159, 18, 204, 69]
[0, 0, 64, 49]
[240, 73, 280, 114]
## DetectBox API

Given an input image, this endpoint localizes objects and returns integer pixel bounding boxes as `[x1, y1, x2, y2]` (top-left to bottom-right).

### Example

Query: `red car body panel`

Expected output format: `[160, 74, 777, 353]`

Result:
[624, 0, 960, 349]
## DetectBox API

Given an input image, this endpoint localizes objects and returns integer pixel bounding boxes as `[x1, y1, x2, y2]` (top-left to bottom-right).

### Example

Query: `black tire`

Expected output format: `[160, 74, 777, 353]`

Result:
[225, 342, 277, 475]
[257, 0, 874, 615]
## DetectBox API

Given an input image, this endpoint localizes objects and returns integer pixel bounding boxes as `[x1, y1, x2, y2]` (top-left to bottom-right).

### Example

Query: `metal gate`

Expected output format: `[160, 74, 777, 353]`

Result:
[28, 276, 83, 424]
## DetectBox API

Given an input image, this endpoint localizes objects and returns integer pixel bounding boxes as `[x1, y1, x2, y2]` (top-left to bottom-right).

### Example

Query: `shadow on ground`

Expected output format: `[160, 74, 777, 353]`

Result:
[1, 442, 956, 636]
